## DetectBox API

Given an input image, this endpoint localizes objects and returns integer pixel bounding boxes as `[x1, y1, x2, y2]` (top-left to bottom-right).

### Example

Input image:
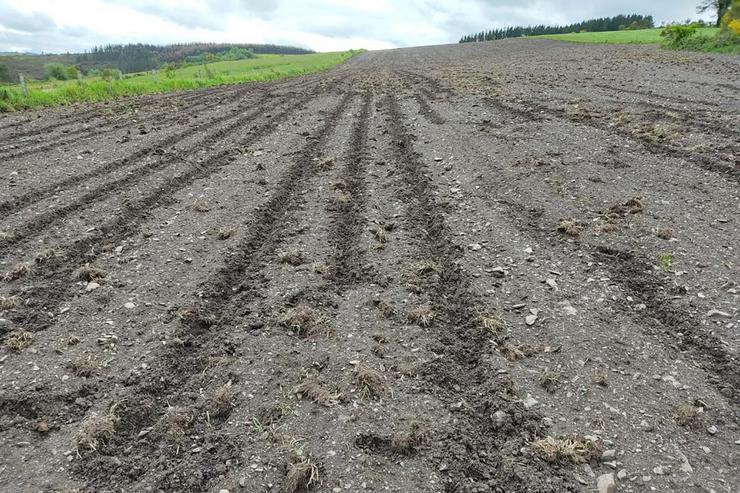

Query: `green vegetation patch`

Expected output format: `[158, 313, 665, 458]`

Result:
[535, 28, 719, 45]
[0, 50, 362, 112]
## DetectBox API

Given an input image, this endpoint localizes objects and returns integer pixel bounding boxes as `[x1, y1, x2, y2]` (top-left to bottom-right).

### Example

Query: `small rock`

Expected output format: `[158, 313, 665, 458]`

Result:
[439, 463, 449, 472]
[707, 425, 718, 435]
[219, 489, 230, 493]
[124, 302, 135, 309]
[601, 449, 616, 462]
[545, 278, 559, 291]
[469, 243, 482, 251]
[525, 314, 538, 326]
[653, 465, 668, 475]
[491, 410, 510, 429]
[522, 395, 538, 409]
[490, 267, 506, 278]
[617, 469, 627, 480]
[707, 310, 732, 318]
[596, 473, 616, 493]
[253, 150, 263, 157]
[85, 282, 100, 292]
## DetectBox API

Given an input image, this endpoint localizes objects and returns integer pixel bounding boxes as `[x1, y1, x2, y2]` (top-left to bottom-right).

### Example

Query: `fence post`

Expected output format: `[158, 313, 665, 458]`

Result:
[19, 73, 28, 97]
[118, 70, 123, 81]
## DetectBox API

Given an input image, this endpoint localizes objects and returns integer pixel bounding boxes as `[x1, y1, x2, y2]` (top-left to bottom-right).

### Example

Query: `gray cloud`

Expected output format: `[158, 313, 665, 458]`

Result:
[0, 0, 715, 54]
[0, 4, 57, 33]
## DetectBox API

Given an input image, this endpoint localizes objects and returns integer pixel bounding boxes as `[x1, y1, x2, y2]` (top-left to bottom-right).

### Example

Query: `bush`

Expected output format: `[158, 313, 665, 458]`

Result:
[65, 65, 80, 80]
[721, 0, 740, 34]
[45, 62, 68, 80]
[660, 24, 699, 46]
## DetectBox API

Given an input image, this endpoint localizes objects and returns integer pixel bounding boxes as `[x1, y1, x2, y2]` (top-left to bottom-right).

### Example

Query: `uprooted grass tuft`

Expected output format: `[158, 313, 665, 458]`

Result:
[278, 249, 307, 266]
[278, 305, 331, 338]
[497, 341, 538, 361]
[162, 405, 193, 443]
[216, 227, 235, 240]
[285, 458, 320, 492]
[478, 310, 506, 333]
[656, 228, 673, 240]
[0, 295, 22, 310]
[208, 382, 237, 416]
[353, 363, 387, 399]
[34, 248, 65, 265]
[191, 197, 210, 212]
[0, 230, 15, 241]
[407, 305, 435, 327]
[532, 435, 601, 464]
[294, 377, 340, 407]
[318, 156, 336, 171]
[76, 408, 119, 451]
[2, 262, 33, 282]
[5, 330, 33, 351]
[177, 306, 217, 327]
[408, 260, 444, 277]
[556, 219, 581, 237]
[538, 370, 562, 393]
[673, 404, 701, 427]
[68, 354, 101, 377]
[624, 196, 644, 213]
[72, 264, 108, 282]
[371, 298, 397, 318]
[390, 422, 427, 455]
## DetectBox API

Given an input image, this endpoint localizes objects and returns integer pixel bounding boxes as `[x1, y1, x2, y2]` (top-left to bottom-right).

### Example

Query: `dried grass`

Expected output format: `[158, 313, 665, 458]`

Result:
[2, 262, 33, 282]
[5, 330, 33, 351]
[0, 295, 21, 310]
[407, 305, 435, 327]
[294, 378, 340, 407]
[532, 435, 600, 464]
[353, 364, 387, 399]
[278, 305, 331, 338]
[556, 220, 581, 237]
[285, 458, 320, 492]
[76, 409, 119, 451]
[71, 264, 108, 282]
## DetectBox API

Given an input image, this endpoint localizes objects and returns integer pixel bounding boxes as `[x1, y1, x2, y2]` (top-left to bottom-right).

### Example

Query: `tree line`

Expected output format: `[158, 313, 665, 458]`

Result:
[74, 42, 313, 74]
[460, 14, 655, 43]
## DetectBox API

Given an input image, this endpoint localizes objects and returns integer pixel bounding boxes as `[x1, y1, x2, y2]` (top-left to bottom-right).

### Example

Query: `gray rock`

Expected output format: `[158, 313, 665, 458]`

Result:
[492, 410, 511, 428]
[596, 473, 616, 493]
[601, 449, 616, 462]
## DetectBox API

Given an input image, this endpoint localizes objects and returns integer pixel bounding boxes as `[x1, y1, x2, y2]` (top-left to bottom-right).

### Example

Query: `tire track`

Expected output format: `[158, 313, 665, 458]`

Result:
[0, 97, 281, 259]
[72, 91, 353, 493]
[327, 90, 373, 285]
[381, 93, 579, 492]
[1, 88, 328, 336]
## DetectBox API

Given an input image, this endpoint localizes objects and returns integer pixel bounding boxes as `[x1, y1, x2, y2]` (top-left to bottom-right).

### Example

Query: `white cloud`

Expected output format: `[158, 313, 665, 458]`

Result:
[0, 0, 715, 53]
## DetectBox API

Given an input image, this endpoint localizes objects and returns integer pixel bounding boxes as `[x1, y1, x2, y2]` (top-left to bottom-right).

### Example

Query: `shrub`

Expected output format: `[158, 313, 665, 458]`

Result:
[660, 24, 699, 46]
[45, 62, 68, 80]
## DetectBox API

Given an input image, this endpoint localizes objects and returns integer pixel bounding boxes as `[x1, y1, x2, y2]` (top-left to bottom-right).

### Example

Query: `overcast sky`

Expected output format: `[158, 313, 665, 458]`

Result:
[0, 0, 715, 53]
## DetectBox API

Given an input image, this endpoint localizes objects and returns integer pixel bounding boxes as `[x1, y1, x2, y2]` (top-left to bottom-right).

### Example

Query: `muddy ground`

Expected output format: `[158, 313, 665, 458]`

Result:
[0, 39, 738, 493]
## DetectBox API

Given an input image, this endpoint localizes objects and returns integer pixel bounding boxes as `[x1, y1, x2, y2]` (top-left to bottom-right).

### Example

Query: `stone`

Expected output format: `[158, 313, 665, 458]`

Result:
[601, 449, 616, 462]
[596, 473, 616, 493]
[469, 243, 482, 251]
[617, 469, 627, 480]
[707, 425, 718, 435]
[124, 302, 135, 309]
[522, 395, 538, 409]
[492, 410, 510, 428]
[86, 282, 100, 292]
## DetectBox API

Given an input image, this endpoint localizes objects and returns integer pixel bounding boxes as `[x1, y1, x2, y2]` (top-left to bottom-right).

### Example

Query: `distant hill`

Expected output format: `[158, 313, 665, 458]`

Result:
[0, 43, 313, 82]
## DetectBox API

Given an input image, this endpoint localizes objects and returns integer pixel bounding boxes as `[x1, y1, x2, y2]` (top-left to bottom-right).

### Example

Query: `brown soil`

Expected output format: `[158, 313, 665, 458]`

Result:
[0, 39, 738, 493]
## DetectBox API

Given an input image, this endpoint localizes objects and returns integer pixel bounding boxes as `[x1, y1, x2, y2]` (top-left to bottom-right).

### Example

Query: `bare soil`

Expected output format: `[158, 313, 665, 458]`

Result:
[0, 39, 738, 493]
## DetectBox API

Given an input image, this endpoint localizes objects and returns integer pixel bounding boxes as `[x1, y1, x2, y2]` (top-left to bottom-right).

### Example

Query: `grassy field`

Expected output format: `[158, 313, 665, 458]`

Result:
[535, 27, 719, 44]
[0, 51, 360, 112]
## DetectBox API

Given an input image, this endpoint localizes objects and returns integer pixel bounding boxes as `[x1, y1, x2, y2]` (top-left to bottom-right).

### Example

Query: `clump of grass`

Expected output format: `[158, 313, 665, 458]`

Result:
[5, 330, 33, 351]
[407, 305, 435, 327]
[68, 354, 101, 377]
[72, 264, 107, 282]
[33, 248, 65, 265]
[67, 334, 81, 346]
[656, 228, 673, 240]
[371, 227, 388, 245]
[191, 197, 210, 212]
[177, 306, 217, 327]
[318, 156, 336, 171]
[294, 377, 340, 407]
[285, 458, 320, 492]
[216, 228, 235, 240]
[0, 295, 21, 310]
[592, 371, 609, 387]
[208, 383, 236, 417]
[0, 230, 15, 241]
[371, 298, 397, 318]
[278, 249, 307, 266]
[673, 404, 701, 427]
[539, 370, 562, 393]
[162, 405, 193, 443]
[390, 422, 426, 455]
[497, 341, 538, 361]
[353, 363, 387, 400]
[556, 219, 581, 237]
[311, 262, 332, 277]
[76, 409, 119, 451]
[278, 305, 331, 338]
[2, 262, 33, 282]
[408, 260, 444, 276]
[478, 310, 506, 334]
[532, 435, 601, 464]
[624, 197, 644, 213]
[658, 252, 674, 271]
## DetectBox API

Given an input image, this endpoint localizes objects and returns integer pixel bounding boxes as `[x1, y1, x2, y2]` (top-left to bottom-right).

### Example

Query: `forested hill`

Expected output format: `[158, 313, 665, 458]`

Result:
[0, 42, 312, 81]
[460, 14, 655, 43]
[75, 43, 314, 73]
